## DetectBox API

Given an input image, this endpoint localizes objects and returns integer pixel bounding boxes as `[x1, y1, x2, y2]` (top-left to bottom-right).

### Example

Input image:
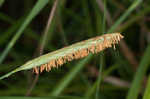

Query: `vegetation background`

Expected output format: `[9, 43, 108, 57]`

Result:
[0, 0, 150, 99]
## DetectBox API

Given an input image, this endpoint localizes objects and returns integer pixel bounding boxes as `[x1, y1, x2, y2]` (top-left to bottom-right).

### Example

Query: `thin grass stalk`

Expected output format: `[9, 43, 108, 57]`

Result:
[0, 17, 24, 45]
[0, 0, 49, 64]
[143, 75, 150, 99]
[0, 12, 14, 23]
[126, 45, 150, 99]
[95, 54, 104, 99]
[85, 79, 98, 98]
[95, 0, 107, 99]
[108, 0, 142, 33]
[50, 55, 92, 96]
[33, 0, 59, 74]
[84, 64, 119, 97]
[82, 0, 94, 37]
[0, 0, 4, 7]
[118, 5, 150, 32]
[26, 0, 60, 96]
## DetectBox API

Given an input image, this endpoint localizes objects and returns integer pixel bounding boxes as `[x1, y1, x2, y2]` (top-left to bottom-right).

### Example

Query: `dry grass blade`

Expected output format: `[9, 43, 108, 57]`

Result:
[0, 33, 123, 80]
[33, 33, 123, 74]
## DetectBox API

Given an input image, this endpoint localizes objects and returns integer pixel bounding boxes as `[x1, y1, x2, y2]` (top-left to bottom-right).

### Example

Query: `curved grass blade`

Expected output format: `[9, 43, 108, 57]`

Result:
[50, 55, 92, 96]
[0, 0, 5, 7]
[108, 0, 142, 33]
[0, 12, 14, 23]
[0, 17, 24, 45]
[126, 44, 150, 99]
[143, 75, 150, 99]
[0, 68, 21, 80]
[95, 0, 107, 98]
[0, 33, 123, 80]
[0, 0, 49, 64]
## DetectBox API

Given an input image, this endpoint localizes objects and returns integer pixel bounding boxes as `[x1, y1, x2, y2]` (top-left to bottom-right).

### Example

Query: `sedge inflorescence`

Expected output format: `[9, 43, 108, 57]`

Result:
[33, 33, 124, 74]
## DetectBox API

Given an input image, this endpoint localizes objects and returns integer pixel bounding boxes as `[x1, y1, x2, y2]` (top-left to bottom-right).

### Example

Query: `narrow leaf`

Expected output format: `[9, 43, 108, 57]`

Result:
[0, 0, 49, 64]
[126, 44, 150, 99]
[143, 75, 150, 99]
[0, 0, 5, 7]
[108, 0, 142, 33]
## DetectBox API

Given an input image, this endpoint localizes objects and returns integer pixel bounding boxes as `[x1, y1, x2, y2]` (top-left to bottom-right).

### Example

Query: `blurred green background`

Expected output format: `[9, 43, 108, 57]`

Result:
[0, 0, 150, 99]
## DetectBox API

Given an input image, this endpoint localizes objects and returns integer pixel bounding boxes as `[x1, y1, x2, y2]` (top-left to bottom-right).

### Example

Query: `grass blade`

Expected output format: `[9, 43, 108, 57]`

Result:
[0, 17, 24, 45]
[126, 44, 150, 99]
[108, 0, 142, 33]
[95, 0, 107, 98]
[0, 0, 49, 64]
[143, 75, 150, 99]
[0, 0, 4, 7]
[50, 55, 92, 96]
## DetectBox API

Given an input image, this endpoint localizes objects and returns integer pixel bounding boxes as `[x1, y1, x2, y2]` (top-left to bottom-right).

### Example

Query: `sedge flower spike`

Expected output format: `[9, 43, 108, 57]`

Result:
[0, 33, 123, 80]
[33, 33, 124, 74]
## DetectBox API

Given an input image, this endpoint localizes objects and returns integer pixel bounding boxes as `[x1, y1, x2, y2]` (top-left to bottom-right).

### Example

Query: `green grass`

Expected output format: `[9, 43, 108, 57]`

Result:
[127, 45, 150, 99]
[0, 0, 149, 99]
[143, 75, 150, 99]
[0, 0, 49, 63]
